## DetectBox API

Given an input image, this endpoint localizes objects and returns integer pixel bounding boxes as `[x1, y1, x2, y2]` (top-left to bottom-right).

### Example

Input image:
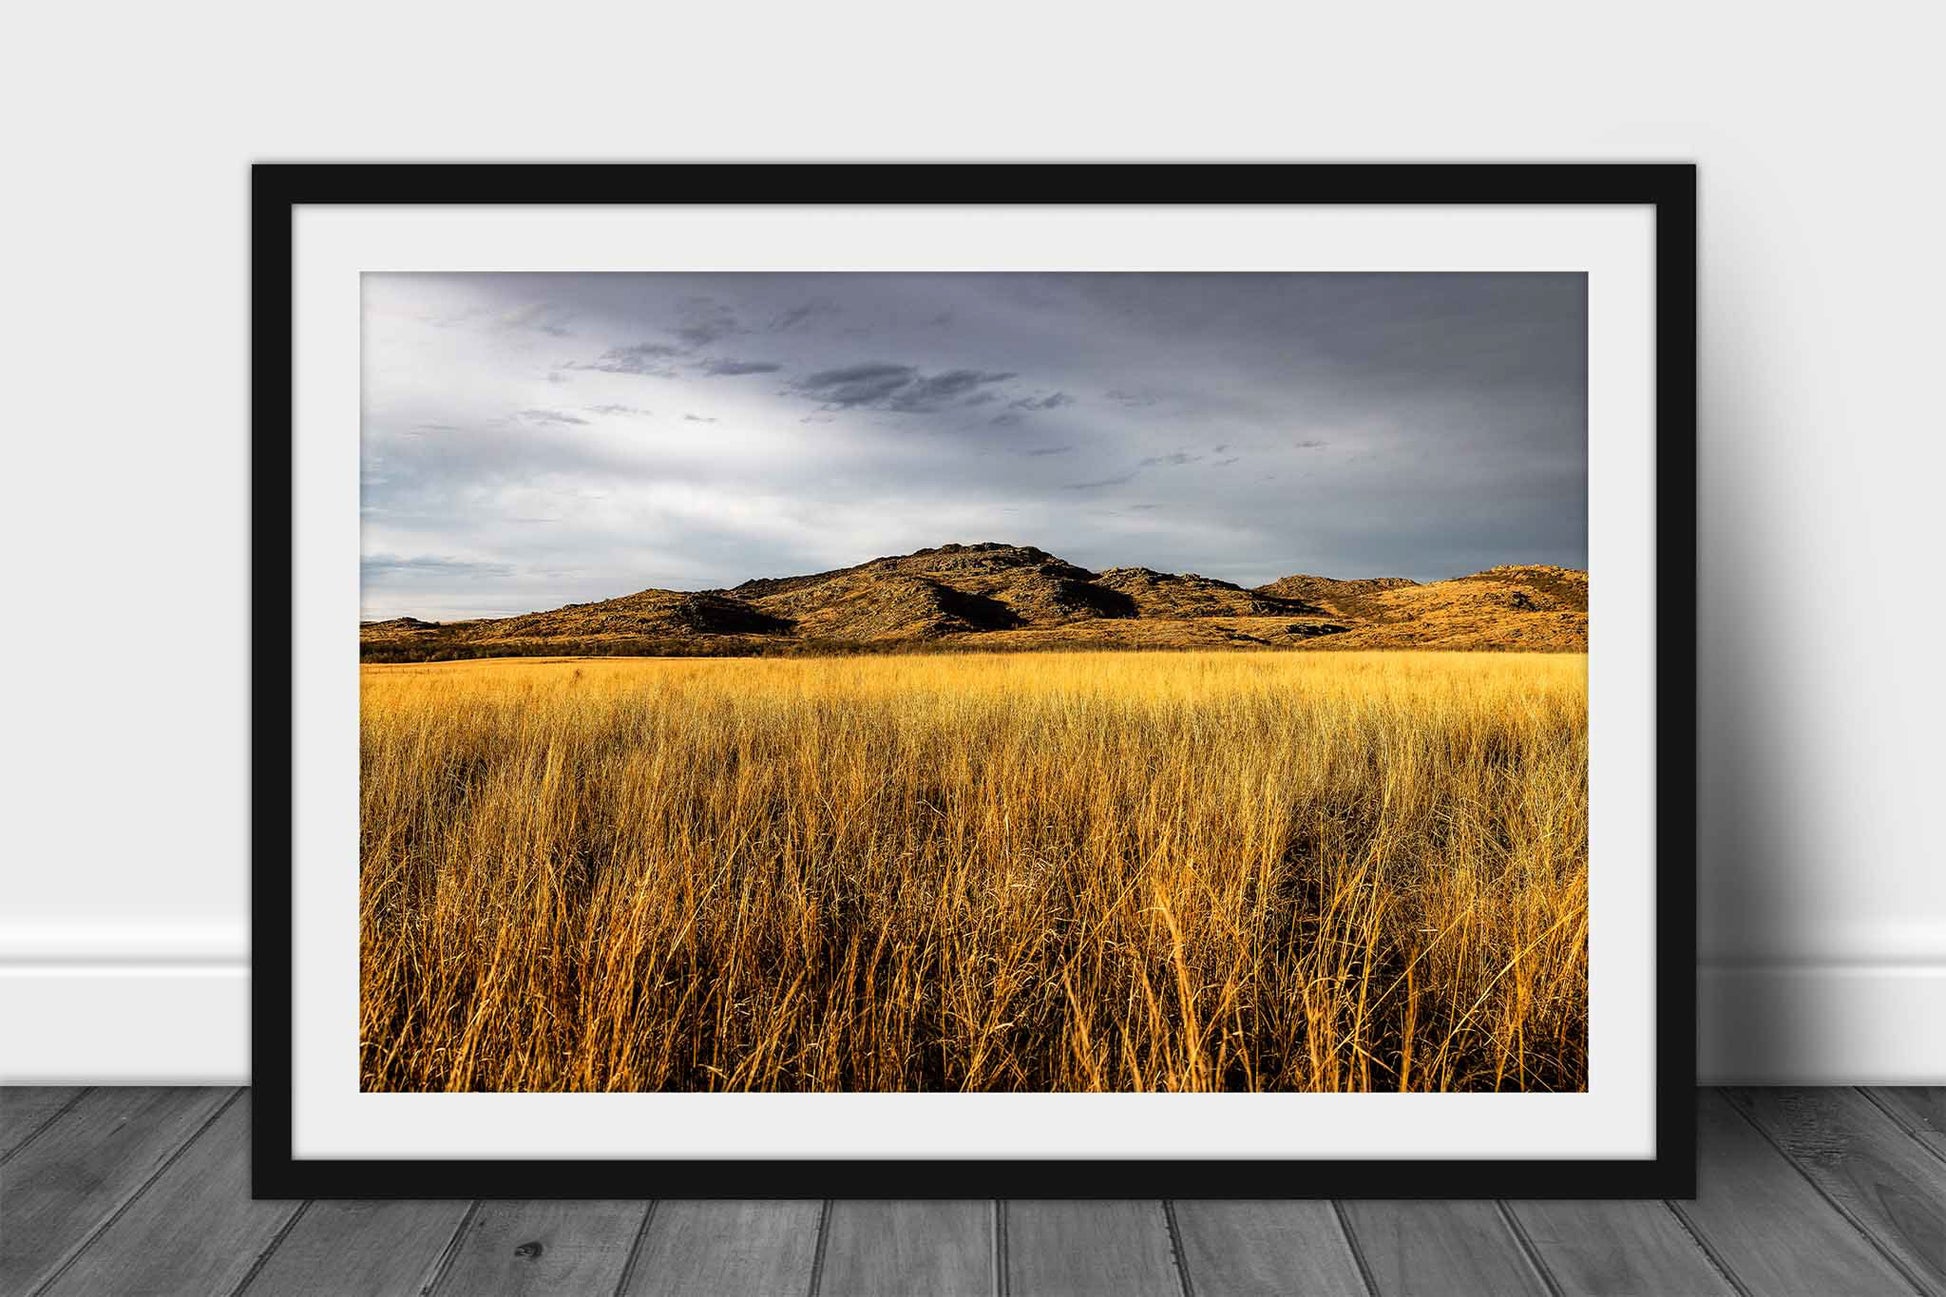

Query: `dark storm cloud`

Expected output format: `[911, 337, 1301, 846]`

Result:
[769, 300, 835, 331]
[698, 358, 785, 376]
[580, 342, 684, 376]
[362, 271, 1588, 618]
[672, 297, 740, 348]
[792, 363, 911, 407]
[791, 364, 1017, 413]
[902, 370, 1015, 409]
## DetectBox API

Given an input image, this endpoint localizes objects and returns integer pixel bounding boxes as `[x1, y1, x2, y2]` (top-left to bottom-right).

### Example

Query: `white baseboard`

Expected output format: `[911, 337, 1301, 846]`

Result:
[0, 964, 249, 1083]
[0, 920, 250, 1083]
[1697, 962, 1946, 1084]
[2, 926, 1941, 1084]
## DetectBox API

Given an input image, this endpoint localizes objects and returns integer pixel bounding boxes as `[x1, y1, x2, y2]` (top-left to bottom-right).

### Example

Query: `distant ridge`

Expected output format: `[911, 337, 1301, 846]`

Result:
[361, 542, 1587, 661]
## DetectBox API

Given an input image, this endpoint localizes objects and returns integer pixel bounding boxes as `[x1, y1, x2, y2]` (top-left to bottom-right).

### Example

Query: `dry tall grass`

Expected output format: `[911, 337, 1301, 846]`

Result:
[361, 651, 1587, 1093]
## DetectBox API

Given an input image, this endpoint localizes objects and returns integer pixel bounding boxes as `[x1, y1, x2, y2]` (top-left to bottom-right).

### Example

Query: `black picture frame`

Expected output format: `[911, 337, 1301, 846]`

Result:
[253, 162, 1696, 1200]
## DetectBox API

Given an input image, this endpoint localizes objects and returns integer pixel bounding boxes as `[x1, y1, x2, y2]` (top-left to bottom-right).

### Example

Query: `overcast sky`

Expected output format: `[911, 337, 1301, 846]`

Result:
[362, 272, 1586, 621]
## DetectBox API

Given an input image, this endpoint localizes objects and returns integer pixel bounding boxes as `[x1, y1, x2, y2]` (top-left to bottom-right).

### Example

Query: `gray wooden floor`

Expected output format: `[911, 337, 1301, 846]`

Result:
[2, 1089, 1941, 1295]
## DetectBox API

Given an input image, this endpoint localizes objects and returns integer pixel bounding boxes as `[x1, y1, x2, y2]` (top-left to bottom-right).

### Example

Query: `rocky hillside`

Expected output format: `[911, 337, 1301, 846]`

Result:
[361, 543, 1587, 661]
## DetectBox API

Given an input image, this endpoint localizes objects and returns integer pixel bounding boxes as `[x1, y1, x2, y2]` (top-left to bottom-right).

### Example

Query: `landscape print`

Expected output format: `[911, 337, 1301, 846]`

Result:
[359, 272, 1589, 1094]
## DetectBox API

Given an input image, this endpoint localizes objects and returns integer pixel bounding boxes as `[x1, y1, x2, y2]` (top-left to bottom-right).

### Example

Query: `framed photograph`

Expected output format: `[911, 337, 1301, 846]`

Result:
[255, 163, 1696, 1198]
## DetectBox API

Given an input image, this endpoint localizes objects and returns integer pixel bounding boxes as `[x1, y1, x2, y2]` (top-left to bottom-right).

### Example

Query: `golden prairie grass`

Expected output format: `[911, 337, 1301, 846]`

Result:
[360, 650, 1587, 1093]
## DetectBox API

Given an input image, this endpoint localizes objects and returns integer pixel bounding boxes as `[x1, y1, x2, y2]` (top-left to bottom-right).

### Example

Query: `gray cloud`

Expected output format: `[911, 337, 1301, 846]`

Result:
[673, 297, 740, 348]
[770, 300, 835, 331]
[1063, 471, 1139, 490]
[900, 369, 1016, 410]
[699, 358, 785, 376]
[792, 363, 1015, 413]
[362, 271, 1587, 618]
[518, 408, 589, 426]
[792, 363, 912, 407]
[581, 342, 684, 376]
[363, 554, 515, 579]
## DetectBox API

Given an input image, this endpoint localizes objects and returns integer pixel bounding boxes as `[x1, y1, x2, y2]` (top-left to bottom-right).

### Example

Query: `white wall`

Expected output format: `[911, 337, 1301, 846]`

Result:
[2, 0, 1940, 1084]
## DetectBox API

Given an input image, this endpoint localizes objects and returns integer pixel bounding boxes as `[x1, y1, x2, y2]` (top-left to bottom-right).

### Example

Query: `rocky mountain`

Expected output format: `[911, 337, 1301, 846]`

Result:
[360, 542, 1587, 661]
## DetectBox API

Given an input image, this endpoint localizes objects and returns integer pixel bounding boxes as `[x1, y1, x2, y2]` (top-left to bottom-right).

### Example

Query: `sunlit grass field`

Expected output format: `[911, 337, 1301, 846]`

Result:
[360, 651, 1587, 1093]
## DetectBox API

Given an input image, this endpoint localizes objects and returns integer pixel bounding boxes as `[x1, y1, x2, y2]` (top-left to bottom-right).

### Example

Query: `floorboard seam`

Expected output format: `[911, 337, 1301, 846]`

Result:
[607, 1199, 659, 1297]
[29, 1088, 242, 1297]
[225, 1199, 313, 1297]
[994, 1200, 1009, 1297]
[1328, 1201, 1381, 1297]
[1662, 1200, 1755, 1297]
[1494, 1200, 1564, 1297]
[418, 1199, 482, 1296]
[0, 1087, 91, 1167]
[1723, 1093, 1931, 1297]
[804, 1198, 833, 1297]
[1859, 1087, 1946, 1169]
[1160, 1200, 1195, 1297]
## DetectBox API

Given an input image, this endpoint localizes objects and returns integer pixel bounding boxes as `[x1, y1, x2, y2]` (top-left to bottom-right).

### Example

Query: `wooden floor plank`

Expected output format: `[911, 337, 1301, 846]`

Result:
[817, 1200, 994, 1297]
[39, 1094, 300, 1297]
[429, 1198, 650, 1296]
[1170, 1200, 1367, 1297]
[4, 1086, 1939, 1297]
[1730, 1086, 1946, 1295]
[0, 1085, 232, 1294]
[1336, 1201, 1549, 1296]
[1005, 1201, 1180, 1297]
[1872, 1088, 1946, 1163]
[1504, 1199, 1735, 1296]
[620, 1200, 823, 1297]
[1673, 1090, 1921, 1297]
[0, 1086, 85, 1161]
[237, 1199, 473, 1296]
